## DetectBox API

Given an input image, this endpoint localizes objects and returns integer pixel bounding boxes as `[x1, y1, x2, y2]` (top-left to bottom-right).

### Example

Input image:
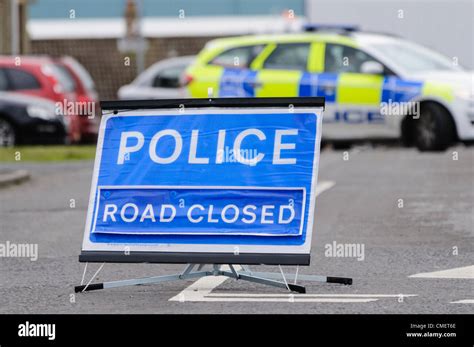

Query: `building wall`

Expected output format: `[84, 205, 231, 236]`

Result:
[30, 36, 218, 100]
[29, 0, 305, 19]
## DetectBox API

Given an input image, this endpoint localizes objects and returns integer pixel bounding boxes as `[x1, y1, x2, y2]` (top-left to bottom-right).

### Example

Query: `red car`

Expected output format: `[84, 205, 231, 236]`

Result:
[55, 56, 99, 143]
[0, 56, 81, 142]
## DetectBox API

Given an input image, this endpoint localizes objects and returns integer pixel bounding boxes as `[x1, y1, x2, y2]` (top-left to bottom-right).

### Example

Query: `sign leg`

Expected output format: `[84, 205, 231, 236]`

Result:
[238, 270, 353, 285]
[75, 264, 211, 293]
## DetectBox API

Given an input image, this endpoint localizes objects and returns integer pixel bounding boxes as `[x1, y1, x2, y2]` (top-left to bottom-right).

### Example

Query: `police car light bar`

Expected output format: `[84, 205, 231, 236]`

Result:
[303, 23, 360, 33]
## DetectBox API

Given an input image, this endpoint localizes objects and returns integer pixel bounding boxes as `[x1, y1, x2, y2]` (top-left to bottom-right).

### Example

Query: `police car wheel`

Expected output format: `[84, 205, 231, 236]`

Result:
[415, 103, 454, 151]
[0, 118, 16, 147]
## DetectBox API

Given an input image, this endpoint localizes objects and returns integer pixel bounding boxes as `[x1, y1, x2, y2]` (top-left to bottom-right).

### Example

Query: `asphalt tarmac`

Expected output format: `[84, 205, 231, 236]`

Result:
[0, 146, 472, 313]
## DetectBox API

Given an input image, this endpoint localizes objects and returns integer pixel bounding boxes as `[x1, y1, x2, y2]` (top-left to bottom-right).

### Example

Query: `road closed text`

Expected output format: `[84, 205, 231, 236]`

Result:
[93, 187, 304, 236]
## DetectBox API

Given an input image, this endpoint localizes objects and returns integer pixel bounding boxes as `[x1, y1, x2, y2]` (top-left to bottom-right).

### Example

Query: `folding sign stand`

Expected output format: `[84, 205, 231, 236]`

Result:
[75, 263, 352, 294]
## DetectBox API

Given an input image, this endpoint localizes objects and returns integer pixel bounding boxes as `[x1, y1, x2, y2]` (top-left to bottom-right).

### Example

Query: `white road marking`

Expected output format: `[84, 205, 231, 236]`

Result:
[206, 293, 417, 298]
[314, 180, 335, 196]
[200, 293, 417, 303]
[169, 265, 236, 302]
[170, 288, 417, 303]
[409, 265, 474, 279]
[450, 299, 474, 304]
[180, 297, 379, 303]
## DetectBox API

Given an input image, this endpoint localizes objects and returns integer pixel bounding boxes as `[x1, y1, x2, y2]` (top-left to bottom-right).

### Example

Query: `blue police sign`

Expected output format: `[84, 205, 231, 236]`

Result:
[81, 98, 324, 265]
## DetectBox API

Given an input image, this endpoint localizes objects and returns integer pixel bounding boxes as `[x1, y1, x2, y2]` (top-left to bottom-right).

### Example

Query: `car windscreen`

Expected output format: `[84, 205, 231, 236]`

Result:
[369, 41, 464, 73]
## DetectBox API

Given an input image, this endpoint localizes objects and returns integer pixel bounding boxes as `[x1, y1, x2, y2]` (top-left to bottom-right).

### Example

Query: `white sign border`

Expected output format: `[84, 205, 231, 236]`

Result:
[81, 107, 323, 255]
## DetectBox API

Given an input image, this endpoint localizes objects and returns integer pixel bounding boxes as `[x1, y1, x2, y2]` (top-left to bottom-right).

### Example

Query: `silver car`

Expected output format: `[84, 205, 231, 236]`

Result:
[118, 56, 194, 100]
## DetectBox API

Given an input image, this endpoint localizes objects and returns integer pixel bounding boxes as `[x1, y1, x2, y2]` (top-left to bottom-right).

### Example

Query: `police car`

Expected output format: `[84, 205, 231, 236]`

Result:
[185, 27, 474, 151]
